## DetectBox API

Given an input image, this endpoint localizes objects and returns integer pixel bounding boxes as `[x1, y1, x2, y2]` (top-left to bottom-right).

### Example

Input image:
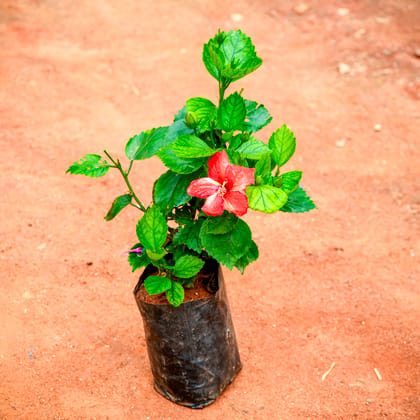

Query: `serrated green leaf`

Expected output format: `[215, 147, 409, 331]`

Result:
[280, 187, 317, 213]
[125, 127, 170, 160]
[104, 194, 132, 221]
[236, 137, 271, 159]
[158, 146, 205, 174]
[153, 170, 199, 212]
[144, 275, 172, 295]
[174, 105, 187, 122]
[234, 240, 259, 274]
[127, 243, 151, 272]
[136, 206, 167, 252]
[166, 118, 194, 144]
[173, 255, 205, 278]
[202, 30, 262, 83]
[274, 171, 302, 193]
[166, 282, 185, 307]
[221, 92, 247, 132]
[186, 97, 217, 131]
[246, 185, 288, 213]
[255, 153, 273, 178]
[200, 218, 252, 269]
[242, 100, 272, 132]
[172, 135, 218, 158]
[173, 219, 204, 253]
[269, 125, 296, 167]
[66, 154, 110, 178]
[201, 213, 238, 235]
[202, 37, 225, 81]
[219, 30, 263, 82]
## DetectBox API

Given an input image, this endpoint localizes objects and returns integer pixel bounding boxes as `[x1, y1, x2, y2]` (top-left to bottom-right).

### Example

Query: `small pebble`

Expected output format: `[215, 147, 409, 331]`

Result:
[338, 63, 351, 74]
[293, 3, 309, 15]
[231, 13, 243, 22]
[413, 48, 420, 59]
[376, 16, 391, 24]
[337, 8, 349, 16]
[336, 139, 346, 147]
[354, 28, 366, 39]
[374, 124, 382, 132]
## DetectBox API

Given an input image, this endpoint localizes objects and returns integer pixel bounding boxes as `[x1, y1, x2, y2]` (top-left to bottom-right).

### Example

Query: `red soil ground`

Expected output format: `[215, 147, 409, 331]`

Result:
[1, 0, 419, 418]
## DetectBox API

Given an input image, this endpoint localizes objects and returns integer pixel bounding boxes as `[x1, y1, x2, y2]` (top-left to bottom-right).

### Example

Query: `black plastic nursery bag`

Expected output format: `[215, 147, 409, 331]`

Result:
[133, 262, 242, 408]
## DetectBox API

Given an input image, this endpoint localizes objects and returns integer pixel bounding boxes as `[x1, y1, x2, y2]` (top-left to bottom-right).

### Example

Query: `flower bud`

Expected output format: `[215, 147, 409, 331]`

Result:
[273, 177, 283, 188]
[185, 111, 199, 129]
[241, 132, 250, 142]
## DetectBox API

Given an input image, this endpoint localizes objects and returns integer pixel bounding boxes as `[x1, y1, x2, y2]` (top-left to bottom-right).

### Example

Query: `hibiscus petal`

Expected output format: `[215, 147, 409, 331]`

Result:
[187, 178, 220, 198]
[202, 193, 225, 216]
[223, 191, 249, 216]
[208, 150, 230, 184]
[226, 164, 255, 192]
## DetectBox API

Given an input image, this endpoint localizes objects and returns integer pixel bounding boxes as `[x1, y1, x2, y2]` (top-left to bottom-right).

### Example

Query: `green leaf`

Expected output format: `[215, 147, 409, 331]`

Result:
[242, 100, 272, 132]
[166, 118, 194, 143]
[202, 30, 262, 83]
[173, 219, 204, 253]
[146, 248, 167, 261]
[274, 170, 302, 193]
[166, 282, 185, 307]
[203, 213, 238, 235]
[200, 218, 252, 269]
[228, 134, 242, 150]
[186, 97, 217, 131]
[153, 170, 198, 212]
[236, 137, 271, 159]
[280, 187, 317, 213]
[234, 240, 259, 274]
[178, 276, 195, 288]
[127, 243, 151, 272]
[221, 92, 247, 132]
[226, 148, 243, 165]
[125, 127, 170, 160]
[219, 30, 263, 82]
[172, 135, 218, 158]
[158, 146, 205, 174]
[173, 255, 205, 278]
[268, 125, 296, 167]
[136, 206, 167, 252]
[202, 35, 225, 81]
[66, 154, 110, 178]
[174, 105, 188, 122]
[144, 276, 172, 295]
[246, 185, 288, 213]
[104, 194, 132, 221]
[255, 153, 273, 178]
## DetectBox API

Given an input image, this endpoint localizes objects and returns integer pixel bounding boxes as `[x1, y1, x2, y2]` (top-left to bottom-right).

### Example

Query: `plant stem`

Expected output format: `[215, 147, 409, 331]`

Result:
[126, 160, 134, 176]
[218, 81, 225, 109]
[103, 150, 147, 212]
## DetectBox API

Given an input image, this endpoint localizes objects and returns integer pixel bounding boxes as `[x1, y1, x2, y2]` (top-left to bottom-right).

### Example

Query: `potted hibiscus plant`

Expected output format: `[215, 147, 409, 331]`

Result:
[67, 29, 316, 408]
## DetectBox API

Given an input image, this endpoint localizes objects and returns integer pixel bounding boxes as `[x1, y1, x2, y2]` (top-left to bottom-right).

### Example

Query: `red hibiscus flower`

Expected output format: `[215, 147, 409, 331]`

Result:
[187, 150, 255, 216]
